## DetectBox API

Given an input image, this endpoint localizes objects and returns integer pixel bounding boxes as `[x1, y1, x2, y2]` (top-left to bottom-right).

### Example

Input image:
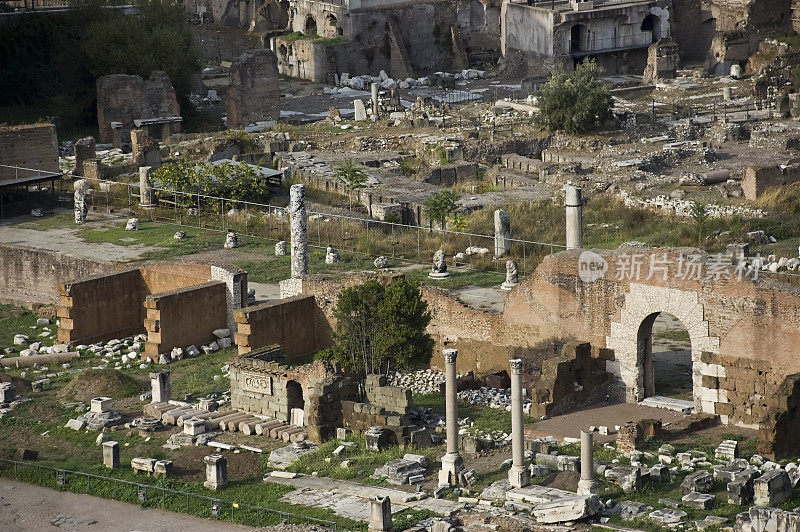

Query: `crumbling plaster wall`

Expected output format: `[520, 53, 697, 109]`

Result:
[95, 72, 180, 144]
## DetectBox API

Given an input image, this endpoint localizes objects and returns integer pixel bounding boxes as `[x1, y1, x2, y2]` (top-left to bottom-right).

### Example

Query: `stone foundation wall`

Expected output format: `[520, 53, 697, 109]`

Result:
[758, 373, 800, 459]
[364, 374, 412, 415]
[144, 281, 228, 359]
[340, 400, 409, 444]
[0, 124, 59, 181]
[742, 162, 800, 200]
[234, 294, 331, 361]
[0, 244, 112, 307]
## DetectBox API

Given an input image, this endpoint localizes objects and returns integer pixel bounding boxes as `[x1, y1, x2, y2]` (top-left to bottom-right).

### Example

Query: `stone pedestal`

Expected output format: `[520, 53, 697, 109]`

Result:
[365, 426, 390, 452]
[369, 496, 393, 532]
[204, 454, 228, 490]
[438, 452, 466, 487]
[102, 441, 120, 469]
[508, 358, 530, 488]
[565, 185, 583, 250]
[577, 430, 599, 495]
[150, 371, 170, 403]
[90, 396, 112, 413]
[439, 348, 465, 486]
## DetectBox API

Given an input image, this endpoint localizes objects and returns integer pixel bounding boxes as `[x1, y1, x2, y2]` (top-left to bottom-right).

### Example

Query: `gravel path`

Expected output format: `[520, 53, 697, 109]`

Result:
[0, 478, 253, 531]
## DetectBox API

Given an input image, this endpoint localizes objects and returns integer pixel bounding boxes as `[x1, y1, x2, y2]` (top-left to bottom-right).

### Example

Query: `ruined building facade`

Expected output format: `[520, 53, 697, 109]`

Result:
[501, 0, 671, 74]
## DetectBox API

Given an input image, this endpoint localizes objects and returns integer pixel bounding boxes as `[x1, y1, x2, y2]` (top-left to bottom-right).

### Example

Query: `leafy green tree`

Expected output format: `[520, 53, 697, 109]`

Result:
[325, 278, 433, 377]
[331, 280, 386, 376]
[374, 278, 433, 372]
[423, 190, 461, 231]
[689, 200, 708, 245]
[535, 60, 612, 134]
[333, 158, 368, 210]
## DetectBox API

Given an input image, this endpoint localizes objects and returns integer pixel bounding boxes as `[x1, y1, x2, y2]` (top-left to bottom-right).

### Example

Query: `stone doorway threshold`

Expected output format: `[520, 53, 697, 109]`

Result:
[640, 396, 694, 414]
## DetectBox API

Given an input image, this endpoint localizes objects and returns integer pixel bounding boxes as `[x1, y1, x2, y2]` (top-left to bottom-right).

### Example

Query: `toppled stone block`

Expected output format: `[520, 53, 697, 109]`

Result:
[65, 419, 85, 431]
[728, 475, 754, 505]
[715, 439, 738, 461]
[373, 457, 426, 485]
[614, 501, 652, 520]
[682, 492, 715, 509]
[681, 470, 713, 494]
[649, 463, 671, 483]
[649, 508, 687, 525]
[606, 466, 641, 493]
[532, 494, 601, 524]
[754, 469, 792, 506]
[267, 441, 317, 469]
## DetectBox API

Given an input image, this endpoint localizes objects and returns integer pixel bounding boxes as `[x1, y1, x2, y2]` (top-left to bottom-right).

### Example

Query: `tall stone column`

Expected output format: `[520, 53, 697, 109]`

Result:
[289, 184, 308, 279]
[494, 209, 511, 257]
[439, 348, 465, 486]
[565, 185, 583, 250]
[508, 358, 530, 488]
[577, 430, 599, 494]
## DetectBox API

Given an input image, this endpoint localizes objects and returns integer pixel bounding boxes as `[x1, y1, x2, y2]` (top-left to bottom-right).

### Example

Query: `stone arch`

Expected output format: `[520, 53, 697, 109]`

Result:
[641, 13, 661, 42]
[606, 284, 719, 409]
[286, 379, 305, 426]
[304, 14, 317, 35]
[570, 23, 588, 52]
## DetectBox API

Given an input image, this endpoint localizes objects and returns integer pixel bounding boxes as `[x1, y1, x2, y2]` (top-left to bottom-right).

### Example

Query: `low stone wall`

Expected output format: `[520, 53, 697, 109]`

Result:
[340, 400, 410, 445]
[234, 294, 331, 361]
[0, 244, 113, 307]
[229, 353, 356, 442]
[364, 374, 412, 415]
[144, 281, 228, 358]
[58, 269, 146, 345]
[421, 162, 479, 186]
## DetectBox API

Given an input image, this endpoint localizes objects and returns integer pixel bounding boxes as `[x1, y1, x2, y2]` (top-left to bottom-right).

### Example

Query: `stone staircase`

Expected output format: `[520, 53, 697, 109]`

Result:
[144, 402, 308, 441]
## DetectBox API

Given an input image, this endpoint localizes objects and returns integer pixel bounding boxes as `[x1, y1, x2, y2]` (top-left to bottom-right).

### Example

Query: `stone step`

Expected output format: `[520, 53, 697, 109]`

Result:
[640, 396, 694, 413]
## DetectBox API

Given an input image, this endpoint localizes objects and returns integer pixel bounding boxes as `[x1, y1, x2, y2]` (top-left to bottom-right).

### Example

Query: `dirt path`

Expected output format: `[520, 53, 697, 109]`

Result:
[0, 224, 152, 262]
[0, 478, 254, 531]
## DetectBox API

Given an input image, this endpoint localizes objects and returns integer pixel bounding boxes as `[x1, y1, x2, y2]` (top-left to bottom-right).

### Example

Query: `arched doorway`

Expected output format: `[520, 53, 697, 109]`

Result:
[286, 380, 305, 426]
[640, 14, 660, 43]
[278, 43, 288, 62]
[304, 14, 317, 35]
[570, 24, 588, 52]
[637, 312, 693, 400]
[325, 13, 337, 38]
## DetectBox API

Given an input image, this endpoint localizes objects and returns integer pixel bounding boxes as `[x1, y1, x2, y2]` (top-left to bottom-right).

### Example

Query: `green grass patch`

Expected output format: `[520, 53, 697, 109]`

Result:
[285, 435, 441, 483]
[0, 304, 47, 350]
[392, 508, 436, 531]
[404, 268, 505, 290]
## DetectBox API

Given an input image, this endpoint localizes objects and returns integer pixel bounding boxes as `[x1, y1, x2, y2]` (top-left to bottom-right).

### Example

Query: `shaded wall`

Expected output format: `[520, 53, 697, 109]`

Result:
[58, 269, 147, 345]
[0, 124, 59, 181]
[0, 244, 112, 307]
[234, 294, 331, 361]
[145, 281, 228, 356]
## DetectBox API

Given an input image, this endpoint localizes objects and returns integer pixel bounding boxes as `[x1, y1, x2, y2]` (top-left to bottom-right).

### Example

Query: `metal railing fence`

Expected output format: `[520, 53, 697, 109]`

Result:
[0, 458, 339, 530]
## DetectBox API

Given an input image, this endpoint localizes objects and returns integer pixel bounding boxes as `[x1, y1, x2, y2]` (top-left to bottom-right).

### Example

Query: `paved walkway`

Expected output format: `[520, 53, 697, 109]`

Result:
[0, 478, 253, 531]
[267, 473, 463, 522]
[0, 224, 152, 262]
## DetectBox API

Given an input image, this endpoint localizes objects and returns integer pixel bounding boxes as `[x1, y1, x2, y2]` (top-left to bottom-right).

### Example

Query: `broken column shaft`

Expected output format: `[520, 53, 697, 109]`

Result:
[565, 185, 583, 250]
[577, 429, 599, 494]
[508, 358, 530, 488]
[289, 184, 308, 278]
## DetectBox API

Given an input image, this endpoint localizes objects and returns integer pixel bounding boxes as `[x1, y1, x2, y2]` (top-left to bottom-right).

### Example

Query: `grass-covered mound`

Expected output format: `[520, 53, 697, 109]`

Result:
[58, 369, 142, 402]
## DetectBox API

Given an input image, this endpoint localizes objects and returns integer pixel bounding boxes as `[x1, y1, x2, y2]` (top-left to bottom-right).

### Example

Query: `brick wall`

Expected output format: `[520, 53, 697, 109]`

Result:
[234, 294, 330, 361]
[0, 244, 112, 307]
[742, 163, 800, 199]
[144, 281, 228, 358]
[0, 124, 59, 181]
[58, 269, 146, 345]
